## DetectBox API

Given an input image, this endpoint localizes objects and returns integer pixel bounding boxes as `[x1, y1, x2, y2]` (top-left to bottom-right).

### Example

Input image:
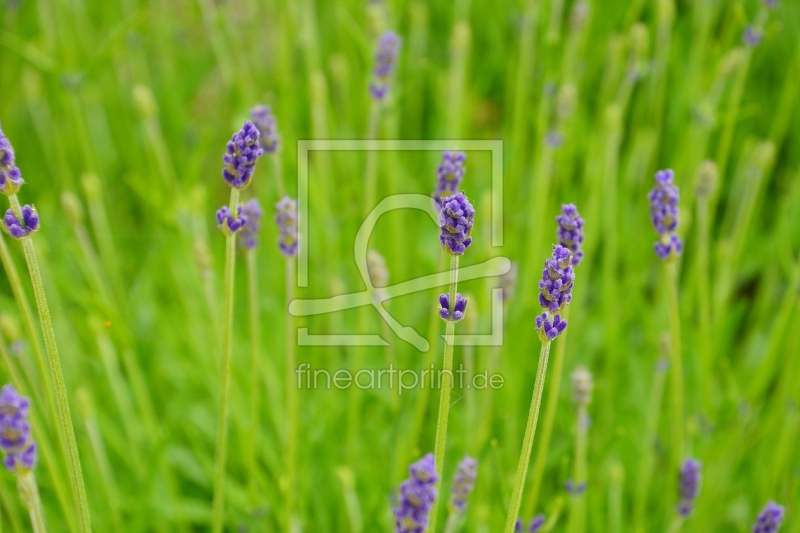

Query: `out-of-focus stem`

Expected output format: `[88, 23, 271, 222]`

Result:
[363, 101, 381, 217]
[696, 196, 713, 413]
[567, 404, 588, 533]
[286, 257, 298, 531]
[247, 250, 261, 505]
[665, 261, 684, 478]
[18, 472, 48, 533]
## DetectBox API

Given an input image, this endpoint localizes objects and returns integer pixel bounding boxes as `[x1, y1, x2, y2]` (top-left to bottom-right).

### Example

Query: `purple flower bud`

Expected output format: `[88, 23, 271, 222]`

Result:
[538, 245, 575, 314]
[677, 458, 701, 517]
[0, 385, 37, 473]
[439, 192, 475, 256]
[438, 293, 468, 322]
[536, 313, 568, 340]
[649, 169, 682, 261]
[449, 456, 478, 513]
[370, 31, 401, 101]
[530, 515, 545, 532]
[238, 198, 263, 250]
[0, 127, 24, 196]
[753, 501, 785, 533]
[556, 204, 585, 266]
[2, 205, 40, 239]
[249, 105, 280, 154]
[216, 205, 247, 236]
[394, 453, 438, 533]
[275, 196, 298, 257]
[565, 479, 587, 495]
[434, 151, 466, 203]
[515, 519, 524, 532]
[744, 25, 764, 47]
[222, 121, 264, 189]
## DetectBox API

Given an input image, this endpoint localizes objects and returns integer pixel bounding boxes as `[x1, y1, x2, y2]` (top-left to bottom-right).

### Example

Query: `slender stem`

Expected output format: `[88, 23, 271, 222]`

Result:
[696, 198, 712, 414]
[8, 194, 92, 533]
[286, 257, 297, 531]
[211, 187, 240, 533]
[527, 305, 572, 513]
[18, 472, 47, 533]
[247, 250, 260, 506]
[271, 154, 285, 199]
[363, 101, 381, 217]
[426, 255, 460, 533]
[567, 405, 588, 533]
[665, 261, 684, 474]
[443, 512, 459, 533]
[503, 339, 553, 533]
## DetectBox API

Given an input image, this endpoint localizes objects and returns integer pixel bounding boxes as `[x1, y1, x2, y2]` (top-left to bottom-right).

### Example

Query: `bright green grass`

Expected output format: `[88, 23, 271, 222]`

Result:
[1, 0, 800, 531]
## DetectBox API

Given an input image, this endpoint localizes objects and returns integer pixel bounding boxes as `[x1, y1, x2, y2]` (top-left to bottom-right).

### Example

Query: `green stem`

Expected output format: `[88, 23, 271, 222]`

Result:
[503, 339, 553, 533]
[567, 404, 588, 533]
[8, 194, 92, 533]
[696, 197, 713, 414]
[18, 472, 47, 533]
[286, 257, 297, 531]
[665, 261, 684, 474]
[247, 250, 260, 505]
[211, 187, 240, 533]
[363, 101, 381, 217]
[527, 305, 572, 513]
[443, 512, 459, 533]
[426, 255, 460, 533]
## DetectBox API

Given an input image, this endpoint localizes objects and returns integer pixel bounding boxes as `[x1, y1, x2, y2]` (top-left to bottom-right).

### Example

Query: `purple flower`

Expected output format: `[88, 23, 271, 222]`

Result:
[394, 453, 438, 533]
[536, 313, 568, 340]
[556, 204, 585, 266]
[438, 293, 468, 322]
[515, 519, 524, 532]
[0, 385, 36, 473]
[275, 196, 298, 257]
[434, 151, 466, 203]
[439, 192, 475, 256]
[370, 31, 401, 101]
[0, 127, 24, 196]
[649, 169, 682, 261]
[449, 456, 478, 513]
[250, 105, 280, 154]
[530, 515, 545, 532]
[546, 130, 564, 148]
[238, 198, 263, 250]
[744, 25, 764, 47]
[216, 205, 247, 236]
[538, 245, 574, 314]
[753, 502, 785, 533]
[677, 458, 701, 517]
[565, 479, 587, 495]
[2, 205, 40, 239]
[222, 121, 264, 189]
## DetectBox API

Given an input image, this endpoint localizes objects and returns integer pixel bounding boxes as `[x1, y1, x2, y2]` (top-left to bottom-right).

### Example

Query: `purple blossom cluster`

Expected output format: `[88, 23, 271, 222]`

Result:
[438, 293, 467, 322]
[0, 127, 23, 196]
[275, 196, 298, 257]
[535, 245, 574, 340]
[556, 204, 585, 266]
[250, 105, 280, 154]
[2, 205, 40, 239]
[515, 515, 545, 532]
[753, 502, 785, 533]
[0, 385, 36, 473]
[370, 31, 401, 100]
[449, 456, 478, 513]
[222, 121, 263, 189]
[394, 453, 438, 533]
[438, 193, 475, 256]
[677, 458, 701, 517]
[216, 205, 246, 236]
[649, 169, 683, 260]
[434, 151, 466, 204]
[239, 198, 263, 250]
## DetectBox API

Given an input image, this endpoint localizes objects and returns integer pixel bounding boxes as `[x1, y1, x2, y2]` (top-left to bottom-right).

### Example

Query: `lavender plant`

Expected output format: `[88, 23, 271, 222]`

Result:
[250, 105, 284, 196]
[676, 458, 701, 518]
[753, 502, 785, 533]
[566, 367, 592, 533]
[0, 126, 92, 533]
[505, 244, 575, 533]
[1, 385, 47, 532]
[394, 454, 438, 533]
[427, 191, 474, 533]
[434, 151, 467, 206]
[514, 515, 545, 532]
[212, 121, 263, 533]
[443, 456, 478, 533]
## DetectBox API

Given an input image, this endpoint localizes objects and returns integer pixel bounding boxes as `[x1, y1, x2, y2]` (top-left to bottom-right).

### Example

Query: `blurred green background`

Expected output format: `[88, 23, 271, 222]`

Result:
[1, 0, 800, 531]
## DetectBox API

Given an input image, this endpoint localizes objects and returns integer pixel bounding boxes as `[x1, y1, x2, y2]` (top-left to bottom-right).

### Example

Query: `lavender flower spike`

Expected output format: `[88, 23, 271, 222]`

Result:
[753, 502, 785, 533]
[556, 204, 585, 266]
[370, 31, 401, 101]
[0, 127, 24, 196]
[649, 169, 683, 261]
[0, 385, 37, 473]
[2, 205, 40, 239]
[250, 105, 280, 154]
[529, 515, 545, 532]
[439, 192, 475, 256]
[439, 293, 468, 322]
[434, 151, 466, 203]
[677, 458, 701, 517]
[449, 456, 478, 513]
[275, 196, 298, 257]
[238, 198, 263, 250]
[571, 367, 594, 406]
[394, 453, 438, 533]
[222, 121, 264, 189]
[216, 205, 247, 236]
[535, 244, 573, 340]
[744, 25, 764, 47]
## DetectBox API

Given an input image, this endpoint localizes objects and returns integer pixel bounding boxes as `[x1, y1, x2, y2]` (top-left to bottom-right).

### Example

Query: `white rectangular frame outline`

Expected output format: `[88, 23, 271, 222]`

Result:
[296, 139, 504, 287]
